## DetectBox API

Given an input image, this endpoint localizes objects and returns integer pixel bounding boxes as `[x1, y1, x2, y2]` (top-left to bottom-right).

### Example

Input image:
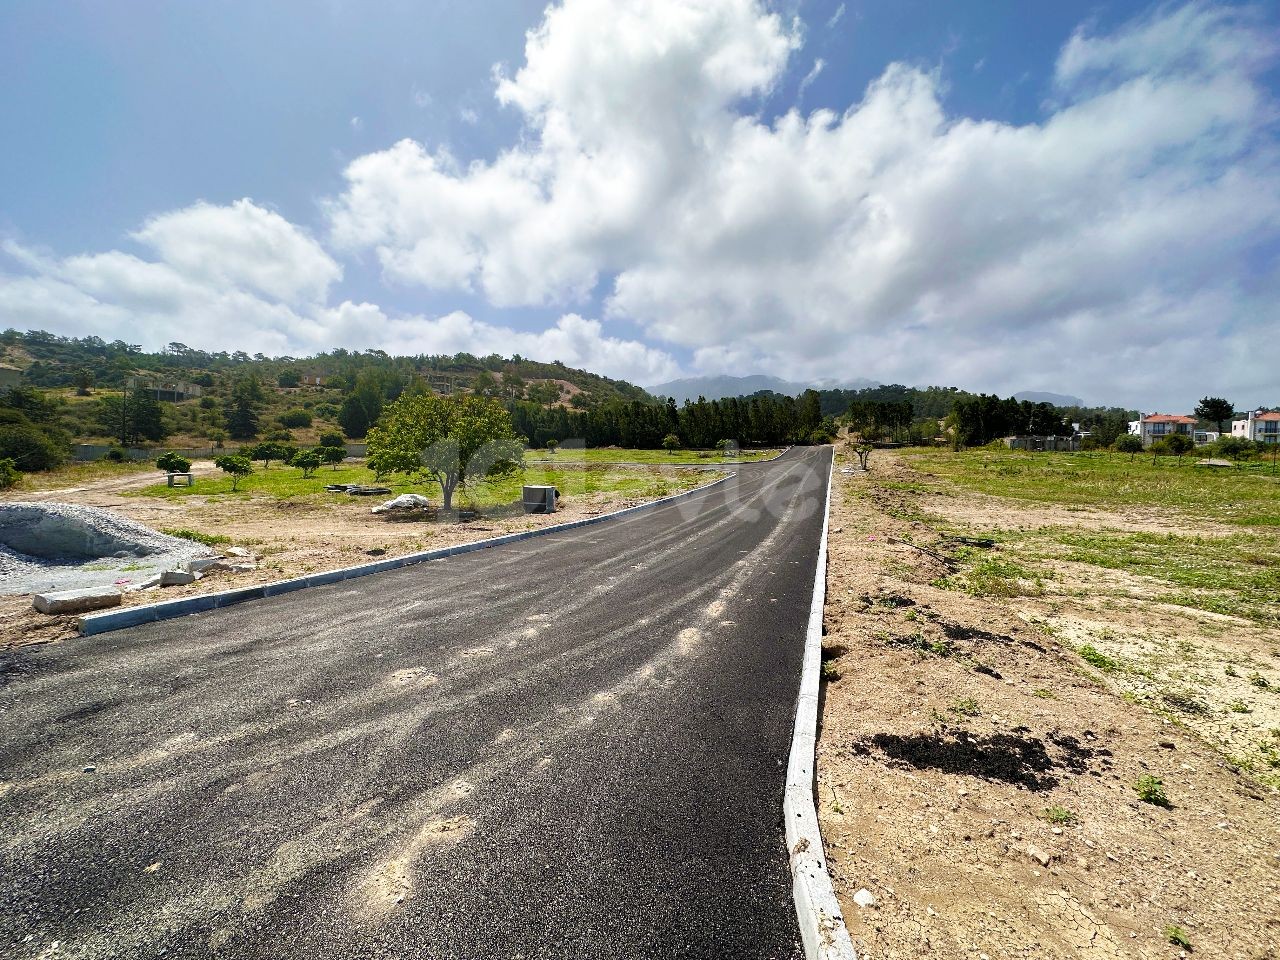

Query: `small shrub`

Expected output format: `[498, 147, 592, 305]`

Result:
[949, 697, 981, 717]
[1164, 925, 1192, 949]
[104, 448, 127, 463]
[318, 430, 346, 448]
[821, 661, 840, 681]
[279, 408, 312, 429]
[1134, 774, 1170, 807]
[1042, 806, 1076, 825]
[0, 457, 21, 489]
[162, 528, 232, 547]
[1228, 699, 1252, 714]
[1032, 688, 1057, 699]
[290, 448, 323, 478]
[1249, 672, 1271, 690]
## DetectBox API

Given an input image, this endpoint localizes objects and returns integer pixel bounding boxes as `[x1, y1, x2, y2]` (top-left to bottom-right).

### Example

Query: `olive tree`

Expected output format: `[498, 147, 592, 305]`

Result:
[1113, 434, 1143, 461]
[366, 393, 523, 510]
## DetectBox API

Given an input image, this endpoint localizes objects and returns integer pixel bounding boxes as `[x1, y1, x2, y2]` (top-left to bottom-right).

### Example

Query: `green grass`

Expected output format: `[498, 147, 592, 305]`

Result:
[1164, 925, 1192, 949]
[130, 462, 705, 508]
[162, 528, 233, 547]
[1079, 644, 1120, 673]
[942, 555, 1044, 598]
[1042, 805, 1076, 825]
[903, 448, 1280, 527]
[523, 447, 780, 465]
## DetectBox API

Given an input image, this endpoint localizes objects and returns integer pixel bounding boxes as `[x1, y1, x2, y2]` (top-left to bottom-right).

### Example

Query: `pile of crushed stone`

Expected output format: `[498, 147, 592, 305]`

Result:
[0, 502, 214, 595]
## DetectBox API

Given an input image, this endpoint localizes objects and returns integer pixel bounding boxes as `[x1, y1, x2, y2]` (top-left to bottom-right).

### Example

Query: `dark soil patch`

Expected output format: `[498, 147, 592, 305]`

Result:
[851, 728, 1103, 792]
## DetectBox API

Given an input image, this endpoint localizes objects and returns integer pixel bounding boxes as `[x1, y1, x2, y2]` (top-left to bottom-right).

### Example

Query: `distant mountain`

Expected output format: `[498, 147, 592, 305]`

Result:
[1014, 390, 1084, 407]
[649, 374, 877, 404]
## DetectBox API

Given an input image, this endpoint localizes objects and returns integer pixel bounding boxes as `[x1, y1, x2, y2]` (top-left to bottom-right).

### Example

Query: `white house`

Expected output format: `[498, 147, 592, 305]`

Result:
[1232, 409, 1280, 444]
[1136, 413, 1196, 447]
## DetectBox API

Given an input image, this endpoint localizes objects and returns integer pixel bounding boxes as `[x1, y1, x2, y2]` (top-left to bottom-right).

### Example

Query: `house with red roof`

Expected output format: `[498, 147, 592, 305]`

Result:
[1231, 409, 1280, 444]
[1135, 413, 1197, 448]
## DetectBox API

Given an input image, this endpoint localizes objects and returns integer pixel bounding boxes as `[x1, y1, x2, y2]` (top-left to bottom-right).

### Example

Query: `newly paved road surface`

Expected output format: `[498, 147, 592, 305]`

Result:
[1, 446, 832, 959]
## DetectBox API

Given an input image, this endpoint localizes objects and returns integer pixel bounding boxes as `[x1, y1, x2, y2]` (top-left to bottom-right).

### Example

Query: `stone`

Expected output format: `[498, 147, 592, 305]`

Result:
[82, 765, 96, 773]
[853, 888, 878, 909]
[32, 586, 123, 615]
[160, 569, 199, 587]
[184, 556, 223, 574]
[225, 547, 254, 558]
[1027, 844, 1052, 867]
[123, 574, 163, 592]
[212, 561, 257, 573]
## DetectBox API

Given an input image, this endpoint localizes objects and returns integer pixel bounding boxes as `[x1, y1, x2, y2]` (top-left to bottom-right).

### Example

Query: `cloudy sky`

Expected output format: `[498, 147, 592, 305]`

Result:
[1, 1, 1278, 407]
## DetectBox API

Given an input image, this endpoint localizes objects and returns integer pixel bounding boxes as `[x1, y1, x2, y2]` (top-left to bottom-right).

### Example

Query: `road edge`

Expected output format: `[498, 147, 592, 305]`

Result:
[78, 472, 734, 636]
[784, 446, 857, 959]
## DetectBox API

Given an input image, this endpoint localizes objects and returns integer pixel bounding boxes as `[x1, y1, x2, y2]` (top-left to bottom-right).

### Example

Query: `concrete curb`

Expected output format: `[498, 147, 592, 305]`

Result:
[78, 473, 734, 636]
[784, 447, 856, 959]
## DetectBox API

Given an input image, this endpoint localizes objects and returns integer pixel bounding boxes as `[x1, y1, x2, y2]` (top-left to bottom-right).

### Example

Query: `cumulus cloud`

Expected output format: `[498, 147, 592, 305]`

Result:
[324, 0, 1280, 405]
[0, 199, 678, 383]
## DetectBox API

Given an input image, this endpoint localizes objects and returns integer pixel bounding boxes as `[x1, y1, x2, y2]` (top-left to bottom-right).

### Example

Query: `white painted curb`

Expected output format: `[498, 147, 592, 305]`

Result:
[784, 447, 856, 959]
[78, 472, 734, 636]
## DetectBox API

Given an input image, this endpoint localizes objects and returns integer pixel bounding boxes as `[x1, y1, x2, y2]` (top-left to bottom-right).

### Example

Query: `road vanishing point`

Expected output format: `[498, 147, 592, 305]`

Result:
[2, 446, 833, 960]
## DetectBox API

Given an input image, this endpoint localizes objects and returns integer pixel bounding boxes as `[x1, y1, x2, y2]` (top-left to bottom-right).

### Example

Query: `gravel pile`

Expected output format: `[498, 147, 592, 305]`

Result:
[0, 502, 215, 595]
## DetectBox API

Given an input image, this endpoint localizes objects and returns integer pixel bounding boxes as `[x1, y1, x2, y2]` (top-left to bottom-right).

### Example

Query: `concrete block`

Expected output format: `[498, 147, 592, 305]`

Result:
[160, 569, 199, 587]
[184, 556, 223, 574]
[33, 586, 123, 615]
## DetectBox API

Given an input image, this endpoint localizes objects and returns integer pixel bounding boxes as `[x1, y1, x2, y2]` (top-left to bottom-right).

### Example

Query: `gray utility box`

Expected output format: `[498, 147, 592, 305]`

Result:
[522, 485, 559, 514]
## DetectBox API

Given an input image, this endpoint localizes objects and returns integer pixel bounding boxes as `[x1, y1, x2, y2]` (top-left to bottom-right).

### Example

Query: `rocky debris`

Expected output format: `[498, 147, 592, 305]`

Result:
[32, 586, 123, 615]
[853, 888, 878, 909]
[160, 569, 200, 587]
[123, 574, 163, 592]
[225, 547, 254, 558]
[184, 556, 222, 574]
[0, 502, 213, 595]
[1026, 844, 1053, 867]
[371, 493, 434, 515]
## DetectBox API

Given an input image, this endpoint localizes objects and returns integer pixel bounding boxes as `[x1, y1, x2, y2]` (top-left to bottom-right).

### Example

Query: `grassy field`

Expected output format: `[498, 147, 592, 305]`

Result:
[903, 447, 1280, 526]
[129, 462, 706, 508]
[523, 447, 780, 465]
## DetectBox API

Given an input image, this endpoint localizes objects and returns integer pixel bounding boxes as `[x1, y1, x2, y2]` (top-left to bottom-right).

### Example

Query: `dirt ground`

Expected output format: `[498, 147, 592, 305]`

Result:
[818, 448, 1280, 959]
[4, 461, 711, 651]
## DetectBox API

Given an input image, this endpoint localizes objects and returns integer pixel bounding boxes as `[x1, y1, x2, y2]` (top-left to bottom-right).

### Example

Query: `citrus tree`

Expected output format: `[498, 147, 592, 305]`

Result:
[155, 451, 192, 474]
[318, 445, 346, 470]
[366, 393, 524, 510]
[290, 448, 323, 478]
[213, 455, 253, 491]
[1113, 434, 1143, 461]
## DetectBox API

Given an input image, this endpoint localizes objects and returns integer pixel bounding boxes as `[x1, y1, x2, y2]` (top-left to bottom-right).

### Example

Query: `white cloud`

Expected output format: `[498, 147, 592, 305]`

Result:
[322, 0, 1280, 405]
[132, 199, 341, 303]
[350, 115, 363, 131]
[0, 201, 678, 385]
[826, 3, 845, 30]
[798, 57, 824, 97]
[459, 107, 480, 125]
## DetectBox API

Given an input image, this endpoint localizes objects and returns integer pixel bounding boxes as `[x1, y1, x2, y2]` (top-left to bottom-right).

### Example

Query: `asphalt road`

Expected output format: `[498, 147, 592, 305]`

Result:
[1, 446, 832, 960]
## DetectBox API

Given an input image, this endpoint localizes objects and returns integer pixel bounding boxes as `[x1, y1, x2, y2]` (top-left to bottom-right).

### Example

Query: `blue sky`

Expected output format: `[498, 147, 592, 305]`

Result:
[2, 1, 1278, 407]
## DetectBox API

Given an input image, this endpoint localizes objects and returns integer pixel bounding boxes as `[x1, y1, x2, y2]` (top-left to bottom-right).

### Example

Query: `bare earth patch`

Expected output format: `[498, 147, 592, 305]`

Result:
[819, 449, 1280, 959]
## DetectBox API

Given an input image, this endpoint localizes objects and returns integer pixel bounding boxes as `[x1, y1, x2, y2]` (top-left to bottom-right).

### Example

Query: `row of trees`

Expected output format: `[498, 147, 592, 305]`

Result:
[947, 395, 1075, 448]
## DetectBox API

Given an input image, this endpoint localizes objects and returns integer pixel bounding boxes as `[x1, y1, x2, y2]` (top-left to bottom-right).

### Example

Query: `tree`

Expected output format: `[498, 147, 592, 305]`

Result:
[99, 387, 167, 446]
[318, 430, 346, 448]
[155, 451, 192, 474]
[290, 448, 323, 478]
[545, 438, 559, 455]
[277, 371, 301, 388]
[471, 370, 499, 397]
[247, 441, 295, 469]
[1166, 433, 1195, 460]
[318, 445, 346, 470]
[1194, 397, 1234, 435]
[214, 455, 253, 491]
[74, 368, 94, 396]
[501, 371, 526, 400]
[365, 393, 523, 510]
[854, 443, 873, 470]
[226, 377, 262, 440]
[1114, 434, 1143, 461]
[279, 408, 312, 428]
[662, 433, 681, 453]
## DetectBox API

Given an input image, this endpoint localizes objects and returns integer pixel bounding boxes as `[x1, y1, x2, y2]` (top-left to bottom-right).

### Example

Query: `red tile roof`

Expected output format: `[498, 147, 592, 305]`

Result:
[1254, 411, 1280, 421]
[1142, 414, 1196, 424]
